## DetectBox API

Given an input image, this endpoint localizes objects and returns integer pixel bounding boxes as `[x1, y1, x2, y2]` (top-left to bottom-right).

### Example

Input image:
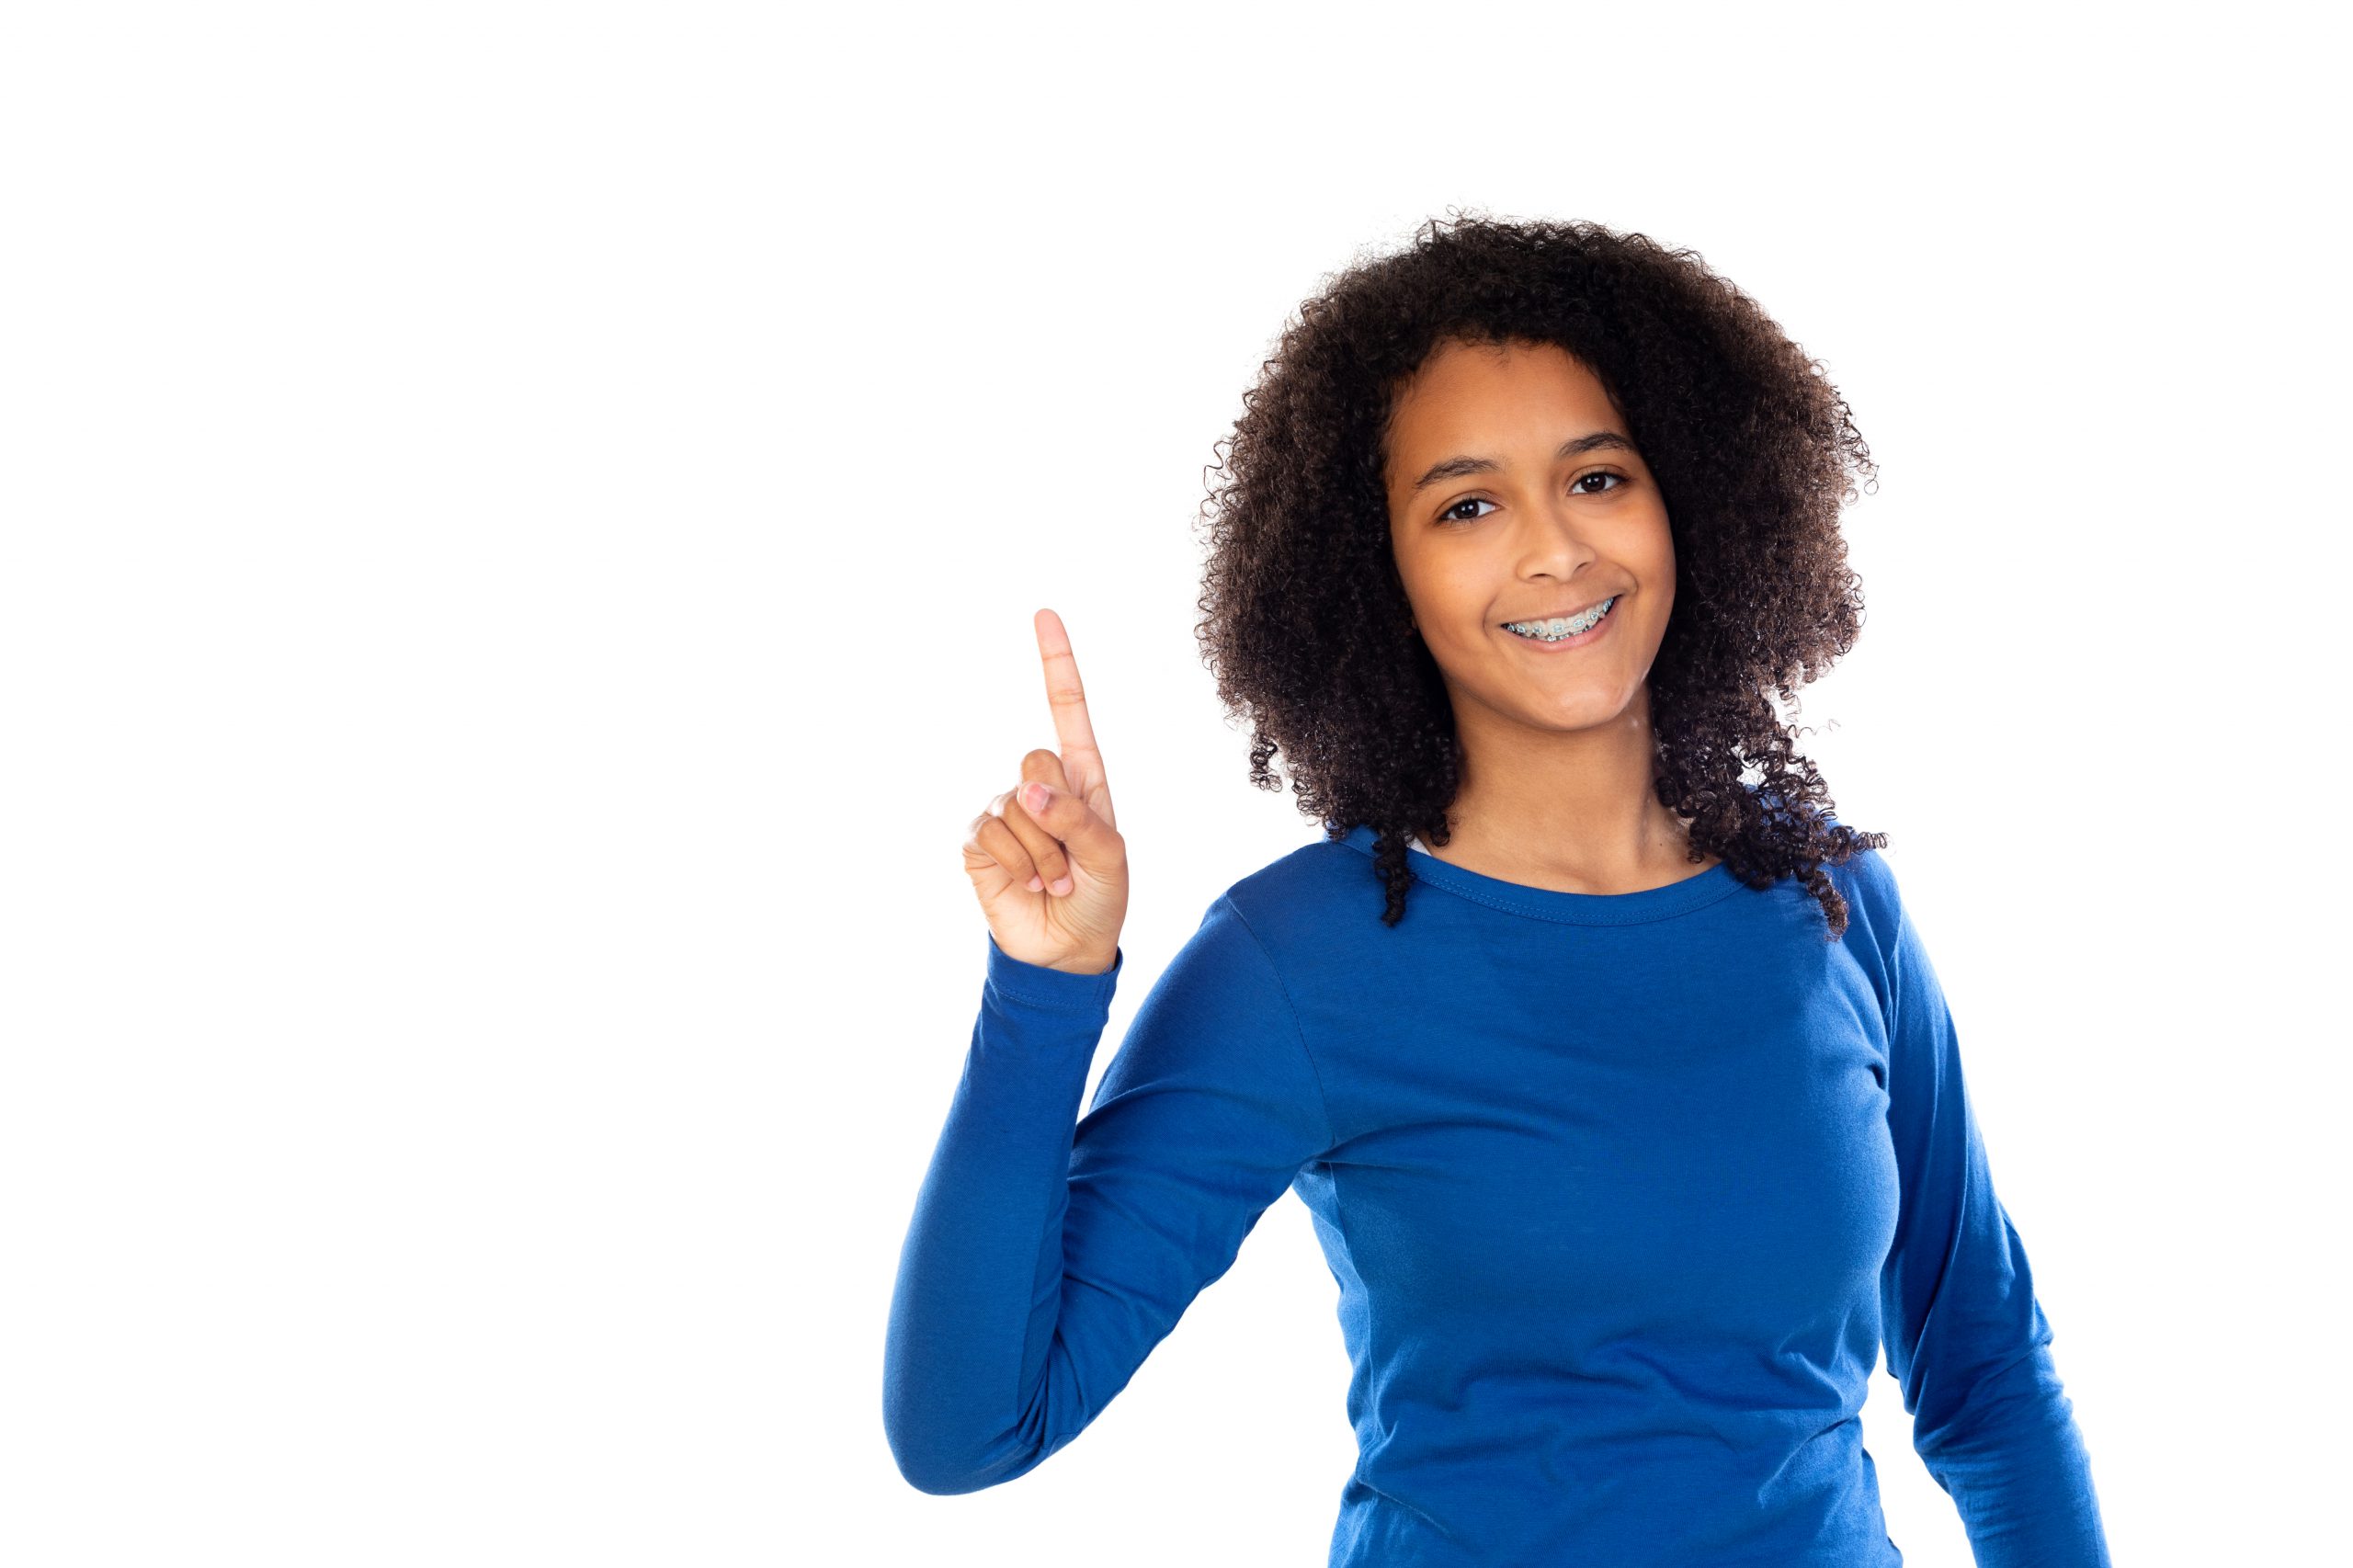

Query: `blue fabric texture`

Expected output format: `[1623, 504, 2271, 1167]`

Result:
[883, 824, 2110, 1566]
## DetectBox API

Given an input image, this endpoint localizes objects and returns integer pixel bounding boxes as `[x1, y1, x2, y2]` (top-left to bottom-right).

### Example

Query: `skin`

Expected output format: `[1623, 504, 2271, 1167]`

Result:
[1382, 336, 1721, 896]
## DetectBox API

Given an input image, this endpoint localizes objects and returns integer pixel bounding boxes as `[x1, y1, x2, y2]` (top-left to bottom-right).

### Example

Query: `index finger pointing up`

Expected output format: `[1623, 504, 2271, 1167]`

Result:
[1033, 608, 1114, 830]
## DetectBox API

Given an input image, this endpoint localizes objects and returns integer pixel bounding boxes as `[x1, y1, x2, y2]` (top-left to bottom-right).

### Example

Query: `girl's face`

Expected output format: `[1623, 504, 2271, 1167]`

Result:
[1382, 337, 1677, 741]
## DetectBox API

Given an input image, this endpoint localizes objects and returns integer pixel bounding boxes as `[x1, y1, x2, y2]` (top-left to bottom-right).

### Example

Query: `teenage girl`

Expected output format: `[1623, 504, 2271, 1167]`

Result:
[886, 215, 2111, 1568]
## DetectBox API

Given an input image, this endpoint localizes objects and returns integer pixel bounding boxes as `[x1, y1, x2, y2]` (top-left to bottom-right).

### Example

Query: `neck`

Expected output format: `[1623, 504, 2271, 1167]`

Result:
[1434, 688, 1712, 892]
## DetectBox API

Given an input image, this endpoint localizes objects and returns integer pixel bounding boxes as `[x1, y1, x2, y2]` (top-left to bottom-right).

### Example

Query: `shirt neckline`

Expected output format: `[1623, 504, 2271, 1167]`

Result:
[1335, 822, 1746, 926]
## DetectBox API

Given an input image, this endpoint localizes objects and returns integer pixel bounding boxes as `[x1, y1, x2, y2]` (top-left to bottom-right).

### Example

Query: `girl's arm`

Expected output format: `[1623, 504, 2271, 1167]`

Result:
[1877, 894, 2114, 1566]
[882, 892, 1334, 1494]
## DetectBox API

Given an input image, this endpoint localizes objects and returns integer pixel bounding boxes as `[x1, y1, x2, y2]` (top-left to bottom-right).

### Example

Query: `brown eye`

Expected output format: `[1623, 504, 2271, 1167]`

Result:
[1438, 497, 1495, 527]
[1573, 472, 1626, 495]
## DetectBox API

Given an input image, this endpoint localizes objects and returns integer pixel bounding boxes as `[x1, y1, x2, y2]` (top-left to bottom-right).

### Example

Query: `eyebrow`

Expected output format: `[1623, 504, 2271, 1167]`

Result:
[1407, 431, 1636, 494]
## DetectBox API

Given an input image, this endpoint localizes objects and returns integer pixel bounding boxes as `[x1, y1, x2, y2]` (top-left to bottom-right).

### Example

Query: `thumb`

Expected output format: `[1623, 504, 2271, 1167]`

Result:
[1017, 779, 1110, 868]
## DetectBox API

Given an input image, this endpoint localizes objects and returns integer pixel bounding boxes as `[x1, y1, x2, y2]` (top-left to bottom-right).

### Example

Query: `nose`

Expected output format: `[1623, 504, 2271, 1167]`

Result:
[1515, 501, 1602, 577]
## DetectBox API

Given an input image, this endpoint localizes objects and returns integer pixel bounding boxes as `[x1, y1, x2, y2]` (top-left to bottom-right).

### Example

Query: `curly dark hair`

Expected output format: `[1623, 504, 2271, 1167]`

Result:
[1193, 212, 1890, 937]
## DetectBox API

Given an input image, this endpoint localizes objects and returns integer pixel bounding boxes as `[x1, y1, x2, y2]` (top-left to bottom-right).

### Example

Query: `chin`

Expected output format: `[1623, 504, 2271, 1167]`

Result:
[1492, 683, 1630, 727]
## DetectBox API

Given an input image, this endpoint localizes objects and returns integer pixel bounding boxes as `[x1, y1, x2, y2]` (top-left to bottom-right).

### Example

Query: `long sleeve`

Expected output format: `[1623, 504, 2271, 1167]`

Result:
[1876, 901, 2112, 1566]
[881, 892, 1336, 1495]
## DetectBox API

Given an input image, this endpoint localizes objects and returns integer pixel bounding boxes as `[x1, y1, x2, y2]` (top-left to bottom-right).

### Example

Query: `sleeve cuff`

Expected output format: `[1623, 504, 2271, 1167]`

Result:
[983, 930, 1124, 1014]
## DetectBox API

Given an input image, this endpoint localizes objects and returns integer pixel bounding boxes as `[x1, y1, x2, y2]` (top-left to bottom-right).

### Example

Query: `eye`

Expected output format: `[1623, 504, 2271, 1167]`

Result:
[1435, 472, 1627, 527]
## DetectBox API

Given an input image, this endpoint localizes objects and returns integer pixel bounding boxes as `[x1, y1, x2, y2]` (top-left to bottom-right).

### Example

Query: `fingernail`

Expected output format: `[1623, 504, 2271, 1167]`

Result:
[1051, 875, 1074, 896]
[1028, 874, 1044, 891]
[1022, 782, 1050, 812]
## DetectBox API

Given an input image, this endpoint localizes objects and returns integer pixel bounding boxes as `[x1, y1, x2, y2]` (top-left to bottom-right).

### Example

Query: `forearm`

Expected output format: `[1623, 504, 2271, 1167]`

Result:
[881, 956, 1111, 1494]
[1918, 1349, 2112, 1568]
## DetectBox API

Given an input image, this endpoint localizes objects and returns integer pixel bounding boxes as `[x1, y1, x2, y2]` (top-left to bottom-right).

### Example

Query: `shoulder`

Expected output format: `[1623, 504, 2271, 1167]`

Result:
[1809, 820, 1913, 1006]
[1199, 827, 1388, 964]
[1222, 829, 1372, 929]
[1741, 786, 1904, 935]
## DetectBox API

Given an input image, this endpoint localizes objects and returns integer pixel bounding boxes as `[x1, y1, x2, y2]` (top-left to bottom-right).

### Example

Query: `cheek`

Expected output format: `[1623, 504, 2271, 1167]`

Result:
[1637, 517, 1677, 603]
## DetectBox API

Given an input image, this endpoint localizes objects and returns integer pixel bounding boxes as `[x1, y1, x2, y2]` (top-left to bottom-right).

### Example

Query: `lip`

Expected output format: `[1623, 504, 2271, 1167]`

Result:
[1499, 593, 1622, 653]
[1501, 592, 1619, 626]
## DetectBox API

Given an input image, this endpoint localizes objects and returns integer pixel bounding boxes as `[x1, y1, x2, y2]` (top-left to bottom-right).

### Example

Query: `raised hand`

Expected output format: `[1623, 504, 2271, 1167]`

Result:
[961, 608, 1130, 975]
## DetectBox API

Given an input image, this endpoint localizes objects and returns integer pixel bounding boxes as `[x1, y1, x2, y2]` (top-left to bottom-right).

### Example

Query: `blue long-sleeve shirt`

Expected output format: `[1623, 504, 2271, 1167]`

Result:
[883, 822, 2110, 1566]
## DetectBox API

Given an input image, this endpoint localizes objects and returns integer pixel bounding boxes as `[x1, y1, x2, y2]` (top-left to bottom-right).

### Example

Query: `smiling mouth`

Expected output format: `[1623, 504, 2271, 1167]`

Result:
[1500, 594, 1620, 642]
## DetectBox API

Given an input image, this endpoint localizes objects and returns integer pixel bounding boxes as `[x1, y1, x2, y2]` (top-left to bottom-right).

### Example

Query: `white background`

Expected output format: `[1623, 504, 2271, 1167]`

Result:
[5, 3, 2344, 1564]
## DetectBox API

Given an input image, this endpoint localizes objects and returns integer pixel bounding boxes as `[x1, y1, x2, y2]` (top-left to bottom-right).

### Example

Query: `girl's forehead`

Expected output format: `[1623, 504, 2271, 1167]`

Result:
[1388, 364, 1625, 468]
